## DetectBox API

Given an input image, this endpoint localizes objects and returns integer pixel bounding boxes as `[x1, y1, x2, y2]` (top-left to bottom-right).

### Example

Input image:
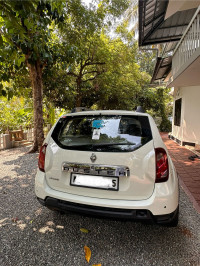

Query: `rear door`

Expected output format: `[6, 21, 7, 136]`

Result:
[45, 113, 156, 200]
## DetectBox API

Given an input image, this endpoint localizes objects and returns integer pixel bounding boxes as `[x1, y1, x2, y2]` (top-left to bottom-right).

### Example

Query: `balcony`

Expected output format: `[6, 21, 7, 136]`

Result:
[169, 6, 200, 87]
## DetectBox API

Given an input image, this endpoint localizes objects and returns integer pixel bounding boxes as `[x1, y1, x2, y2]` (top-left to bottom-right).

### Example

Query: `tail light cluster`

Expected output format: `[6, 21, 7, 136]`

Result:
[38, 144, 48, 172]
[155, 148, 169, 183]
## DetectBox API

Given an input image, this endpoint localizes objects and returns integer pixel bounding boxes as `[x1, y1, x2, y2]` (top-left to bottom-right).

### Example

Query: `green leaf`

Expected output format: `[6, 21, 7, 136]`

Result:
[18, 109, 25, 116]
[15, 55, 25, 67]
[24, 18, 32, 30]
[80, 228, 89, 233]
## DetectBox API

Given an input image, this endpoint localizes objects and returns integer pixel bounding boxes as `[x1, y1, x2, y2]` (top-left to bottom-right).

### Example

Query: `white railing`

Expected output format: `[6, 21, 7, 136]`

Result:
[172, 6, 200, 77]
[0, 125, 51, 150]
[23, 126, 50, 141]
[24, 128, 34, 142]
[0, 133, 4, 150]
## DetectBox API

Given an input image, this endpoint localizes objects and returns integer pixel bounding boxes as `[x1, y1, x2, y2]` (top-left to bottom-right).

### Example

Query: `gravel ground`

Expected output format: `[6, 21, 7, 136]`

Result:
[0, 147, 200, 266]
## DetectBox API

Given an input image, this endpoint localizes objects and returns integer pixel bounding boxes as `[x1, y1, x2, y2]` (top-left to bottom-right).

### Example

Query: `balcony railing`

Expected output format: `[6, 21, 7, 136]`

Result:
[172, 6, 200, 78]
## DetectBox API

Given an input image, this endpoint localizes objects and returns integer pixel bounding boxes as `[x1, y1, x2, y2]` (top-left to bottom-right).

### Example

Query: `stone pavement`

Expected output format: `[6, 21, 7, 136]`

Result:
[161, 132, 200, 213]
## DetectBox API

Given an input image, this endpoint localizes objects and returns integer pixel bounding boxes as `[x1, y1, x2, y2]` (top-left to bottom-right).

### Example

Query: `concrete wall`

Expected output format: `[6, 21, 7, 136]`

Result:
[172, 86, 200, 145]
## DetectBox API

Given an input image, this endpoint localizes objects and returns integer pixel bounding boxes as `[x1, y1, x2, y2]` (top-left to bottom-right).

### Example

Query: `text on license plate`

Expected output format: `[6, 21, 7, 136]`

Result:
[70, 174, 118, 191]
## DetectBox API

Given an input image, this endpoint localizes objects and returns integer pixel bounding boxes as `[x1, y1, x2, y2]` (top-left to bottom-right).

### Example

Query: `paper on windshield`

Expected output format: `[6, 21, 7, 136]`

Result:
[92, 129, 101, 140]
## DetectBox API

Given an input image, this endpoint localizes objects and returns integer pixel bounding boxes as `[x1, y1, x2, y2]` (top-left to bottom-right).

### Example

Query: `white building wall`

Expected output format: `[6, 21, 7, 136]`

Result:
[172, 86, 200, 145]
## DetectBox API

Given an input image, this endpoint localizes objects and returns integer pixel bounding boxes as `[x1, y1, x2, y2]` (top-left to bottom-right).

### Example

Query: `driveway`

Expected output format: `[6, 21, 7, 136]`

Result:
[161, 132, 200, 211]
[1, 147, 200, 266]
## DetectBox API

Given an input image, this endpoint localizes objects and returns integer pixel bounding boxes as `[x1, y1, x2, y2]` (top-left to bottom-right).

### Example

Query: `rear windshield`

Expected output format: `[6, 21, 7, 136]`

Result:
[52, 115, 152, 152]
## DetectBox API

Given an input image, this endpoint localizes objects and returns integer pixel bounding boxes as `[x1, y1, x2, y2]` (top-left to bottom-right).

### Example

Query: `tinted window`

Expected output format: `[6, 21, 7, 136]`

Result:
[52, 115, 152, 152]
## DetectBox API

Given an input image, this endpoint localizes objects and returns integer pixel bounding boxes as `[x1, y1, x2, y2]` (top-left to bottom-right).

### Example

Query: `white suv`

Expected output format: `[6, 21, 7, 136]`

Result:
[35, 110, 179, 226]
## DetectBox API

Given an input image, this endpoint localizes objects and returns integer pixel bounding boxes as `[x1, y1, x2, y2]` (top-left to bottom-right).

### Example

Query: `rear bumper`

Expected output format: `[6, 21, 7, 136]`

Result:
[35, 168, 179, 216]
[37, 196, 179, 224]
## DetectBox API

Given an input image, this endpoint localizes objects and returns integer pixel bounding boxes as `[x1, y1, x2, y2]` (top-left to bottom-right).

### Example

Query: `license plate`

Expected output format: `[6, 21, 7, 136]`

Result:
[70, 174, 119, 191]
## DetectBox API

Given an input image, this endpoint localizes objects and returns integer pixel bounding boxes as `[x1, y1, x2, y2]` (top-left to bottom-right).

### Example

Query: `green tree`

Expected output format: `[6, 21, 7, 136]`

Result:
[91, 26, 151, 110]
[43, 1, 130, 109]
[43, 21, 152, 111]
[136, 48, 157, 76]
[63, 34, 107, 107]
[137, 86, 172, 131]
[0, 96, 33, 133]
[0, 0, 130, 151]
[0, 0, 67, 151]
[43, 7, 107, 109]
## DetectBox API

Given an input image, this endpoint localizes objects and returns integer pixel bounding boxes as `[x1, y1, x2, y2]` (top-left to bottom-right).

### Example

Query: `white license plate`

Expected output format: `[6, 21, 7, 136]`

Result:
[70, 174, 119, 191]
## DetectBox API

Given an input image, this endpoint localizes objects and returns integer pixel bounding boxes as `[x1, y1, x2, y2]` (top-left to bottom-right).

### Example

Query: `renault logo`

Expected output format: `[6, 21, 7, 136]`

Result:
[90, 153, 97, 163]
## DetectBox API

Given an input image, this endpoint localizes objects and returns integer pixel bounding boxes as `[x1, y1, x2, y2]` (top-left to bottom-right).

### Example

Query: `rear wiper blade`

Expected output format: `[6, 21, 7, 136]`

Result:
[67, 144, 92, 147]
[66, 143, 137, 148]
[92, 142, 136, 146]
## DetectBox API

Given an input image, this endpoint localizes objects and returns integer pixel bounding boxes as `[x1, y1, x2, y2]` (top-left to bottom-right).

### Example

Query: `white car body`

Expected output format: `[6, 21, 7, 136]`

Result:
[35, 110, 179, 225]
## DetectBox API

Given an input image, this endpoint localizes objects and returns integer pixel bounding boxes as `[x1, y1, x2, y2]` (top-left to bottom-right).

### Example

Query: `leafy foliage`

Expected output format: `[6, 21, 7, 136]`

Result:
[139, 86, 173, 132]
[136, 48, 157, 76]
[0, 0, 69, 150]
[0, 96, 33, 133]
[43, 23, 153, 111]
[0, 0, 172, 137]
[94, 33, 150, 110]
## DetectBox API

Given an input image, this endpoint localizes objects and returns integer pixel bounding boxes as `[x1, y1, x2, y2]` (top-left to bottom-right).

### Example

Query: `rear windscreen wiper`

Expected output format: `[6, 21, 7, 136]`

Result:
[92, 142, 136, 146]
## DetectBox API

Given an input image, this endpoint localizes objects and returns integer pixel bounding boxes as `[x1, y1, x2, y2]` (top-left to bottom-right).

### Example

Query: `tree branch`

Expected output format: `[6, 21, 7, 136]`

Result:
[85, 62, 105, 66]
[81, 61, 105, 71]
[82, 70, 101, 76]
[82, 70, 105, 82]
[66, 72, 78, 78]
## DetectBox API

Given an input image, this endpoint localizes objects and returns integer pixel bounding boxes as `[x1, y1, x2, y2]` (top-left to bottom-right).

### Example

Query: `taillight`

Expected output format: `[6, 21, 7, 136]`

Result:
[155, 148, 169, 183]
[38, 144, 48, 172]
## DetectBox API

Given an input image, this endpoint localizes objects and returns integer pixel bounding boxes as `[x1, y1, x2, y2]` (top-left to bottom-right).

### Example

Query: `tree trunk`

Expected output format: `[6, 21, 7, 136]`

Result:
[75, 77, 82, 107]
[76, 93, 82, 107]
[27, 60, 44, 152]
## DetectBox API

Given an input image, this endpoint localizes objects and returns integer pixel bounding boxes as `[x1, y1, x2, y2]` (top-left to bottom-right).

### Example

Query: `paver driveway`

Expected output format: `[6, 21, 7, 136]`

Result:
[161, 132, 200, 212]
[1, 147, 200, 266]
